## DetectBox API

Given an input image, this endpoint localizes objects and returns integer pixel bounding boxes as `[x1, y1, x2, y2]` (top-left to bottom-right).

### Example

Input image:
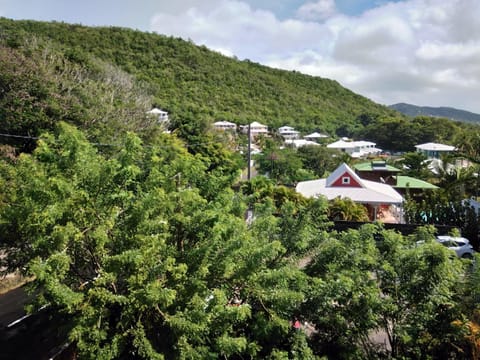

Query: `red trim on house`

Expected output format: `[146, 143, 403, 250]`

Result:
[330, 172, 362, 187]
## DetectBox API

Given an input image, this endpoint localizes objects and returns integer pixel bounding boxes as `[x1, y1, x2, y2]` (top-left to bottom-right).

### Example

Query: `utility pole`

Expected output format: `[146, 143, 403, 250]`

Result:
[247, 122, 251, 180]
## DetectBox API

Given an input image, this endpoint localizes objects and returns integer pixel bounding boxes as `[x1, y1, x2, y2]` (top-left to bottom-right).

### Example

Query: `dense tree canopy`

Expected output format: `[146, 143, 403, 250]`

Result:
[1, 124, 479, 359]
[2, 17, 480, 360]
[0, 124, 324, 359]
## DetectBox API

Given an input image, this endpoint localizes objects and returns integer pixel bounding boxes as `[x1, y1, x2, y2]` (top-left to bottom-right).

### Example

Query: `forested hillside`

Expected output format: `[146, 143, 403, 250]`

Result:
[390, 103, 480, 124]
[0, 17, 398, 138]
[3, 18, 480, 360]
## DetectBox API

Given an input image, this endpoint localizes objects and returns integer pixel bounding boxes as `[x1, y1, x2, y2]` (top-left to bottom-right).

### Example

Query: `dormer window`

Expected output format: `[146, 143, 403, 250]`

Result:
[342, 176, 350, 184]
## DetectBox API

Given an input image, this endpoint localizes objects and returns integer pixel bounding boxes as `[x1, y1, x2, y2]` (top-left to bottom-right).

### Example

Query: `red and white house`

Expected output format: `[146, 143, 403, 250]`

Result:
[296, 163, 403, 221]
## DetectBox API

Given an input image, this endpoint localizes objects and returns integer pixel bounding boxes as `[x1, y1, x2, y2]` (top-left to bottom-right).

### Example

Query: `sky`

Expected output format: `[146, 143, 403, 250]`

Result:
[1, 0, 480, 114]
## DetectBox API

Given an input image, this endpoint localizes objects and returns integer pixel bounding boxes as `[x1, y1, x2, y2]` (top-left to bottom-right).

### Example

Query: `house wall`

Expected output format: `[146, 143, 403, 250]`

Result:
[417, 149, 452, 159]
[330, 172, 362, 187]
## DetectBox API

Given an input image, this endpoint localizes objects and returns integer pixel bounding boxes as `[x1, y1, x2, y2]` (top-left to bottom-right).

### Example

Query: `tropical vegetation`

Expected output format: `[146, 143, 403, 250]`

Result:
[1, 17, 480, 359]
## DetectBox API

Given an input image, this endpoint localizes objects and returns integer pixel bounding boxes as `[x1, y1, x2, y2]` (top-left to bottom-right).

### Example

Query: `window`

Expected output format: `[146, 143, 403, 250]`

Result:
[342, 176, 350, 184]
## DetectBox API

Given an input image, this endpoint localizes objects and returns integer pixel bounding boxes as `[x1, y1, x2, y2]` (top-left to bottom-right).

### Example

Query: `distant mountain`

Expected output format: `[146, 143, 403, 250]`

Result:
[389, 103, 480, 124]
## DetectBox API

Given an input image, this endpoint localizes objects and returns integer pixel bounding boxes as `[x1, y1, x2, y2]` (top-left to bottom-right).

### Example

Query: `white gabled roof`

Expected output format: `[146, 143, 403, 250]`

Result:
[296, 163, 403, 205]
[415, 142, 455, 151]
[327, 139, 356, 149]
[285, 139, 320, 148]
[351, 147, 382, 158]
[327, 139, 377, 149]
[147, 107, 168, 115]
[354, 140, 376, 147]
[279, 126, 295, 131]
[304, 132, 328, 139]
[214, 121, 236, 126]
[250, 121, 267, 127]
[296, 179, 403, 204]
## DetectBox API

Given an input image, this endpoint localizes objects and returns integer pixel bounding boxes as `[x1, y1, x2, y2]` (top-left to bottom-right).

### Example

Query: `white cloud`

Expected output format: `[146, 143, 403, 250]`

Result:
[333, 16, 415, 65]
[295, 0, 337, 21]
[149, 0, 480, 113]
[415, 41, 480, 64]
[150, 0, 332, 61]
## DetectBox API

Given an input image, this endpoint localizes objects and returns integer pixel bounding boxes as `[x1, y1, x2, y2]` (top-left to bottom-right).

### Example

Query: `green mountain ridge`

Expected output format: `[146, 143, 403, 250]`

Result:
[0, 17, 398, 140]
[389, 103, 480, 124]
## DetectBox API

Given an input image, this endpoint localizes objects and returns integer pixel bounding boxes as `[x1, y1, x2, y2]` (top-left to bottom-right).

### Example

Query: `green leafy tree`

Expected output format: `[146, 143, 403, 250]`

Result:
[456, 130, 480, 163]
[303, 224, 467, 359]
[0, 123, 321, 359]
[327, 197, 369, 222]
[297, 146, 346, 178]
[435, 159, 478, 199]
[398, 151, 431, 179]
[256, 147, 315, 185]
[375, 226, 466, 358]
[303, 226, 382, 358]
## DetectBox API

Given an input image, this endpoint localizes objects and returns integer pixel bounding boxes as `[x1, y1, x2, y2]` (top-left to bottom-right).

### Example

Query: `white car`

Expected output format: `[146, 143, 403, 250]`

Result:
[436, 236, 474, 259]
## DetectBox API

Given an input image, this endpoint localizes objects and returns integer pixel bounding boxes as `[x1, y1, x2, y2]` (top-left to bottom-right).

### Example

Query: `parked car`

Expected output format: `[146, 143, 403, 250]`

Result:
[436, 235, 474, 258]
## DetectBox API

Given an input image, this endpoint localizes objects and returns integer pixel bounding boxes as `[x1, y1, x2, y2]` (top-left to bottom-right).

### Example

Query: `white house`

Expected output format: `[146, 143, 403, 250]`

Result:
[213, 121, 237, 131]
[296, 163, 403, 221]
[284, 139, 320, 148]
[147, 108, 169, 123]
[304, 132, 329, 141]
[415, 142, 456, 159]
[241, 121, 268, 137]
[278, 126, 300, 140]
[327, 139, 381, 158]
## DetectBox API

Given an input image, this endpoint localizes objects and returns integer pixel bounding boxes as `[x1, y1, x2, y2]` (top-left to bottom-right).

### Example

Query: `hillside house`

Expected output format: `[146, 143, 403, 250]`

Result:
[415, 142, 455, 159]
[147, 108, 169, 123]
[213, 121, 237, 131]
[241, 121, 268, 138]
[284, 139, 320, 148]
[278, 126, 300, 140]
[327, 139, 381, 158]
[353, 161, 438, 200]
[304, 132, 329, 142]
[354, 161, 402, 185]
[296, 163, 403, 221]
[392, 175, 438, 199]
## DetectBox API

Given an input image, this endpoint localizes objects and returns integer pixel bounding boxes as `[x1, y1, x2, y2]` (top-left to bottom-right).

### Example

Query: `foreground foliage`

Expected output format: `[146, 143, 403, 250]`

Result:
[0, 124, 325, 358]
[1, 124, 480, 359]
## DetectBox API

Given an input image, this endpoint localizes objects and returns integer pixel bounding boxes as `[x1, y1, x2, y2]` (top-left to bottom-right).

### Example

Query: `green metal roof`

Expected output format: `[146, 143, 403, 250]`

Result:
[353, 161, 401, 172]
[394, 176, 438, 189]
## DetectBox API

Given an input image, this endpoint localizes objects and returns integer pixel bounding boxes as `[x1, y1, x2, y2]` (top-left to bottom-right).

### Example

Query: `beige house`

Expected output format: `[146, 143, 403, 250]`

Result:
[213, 121, 237, 131]
[241, 121, 268, 137]
[278, 126, 300, 140]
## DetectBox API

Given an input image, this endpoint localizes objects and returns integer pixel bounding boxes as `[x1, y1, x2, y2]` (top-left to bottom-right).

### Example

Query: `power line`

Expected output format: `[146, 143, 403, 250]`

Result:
[0, 133, 39, 140]
[0, 132, 230, 150]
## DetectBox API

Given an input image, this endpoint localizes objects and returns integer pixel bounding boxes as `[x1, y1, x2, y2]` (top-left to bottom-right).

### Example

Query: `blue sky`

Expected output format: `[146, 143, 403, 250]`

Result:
[0, 0, 400, 28]
[1, 0, 479, 113]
